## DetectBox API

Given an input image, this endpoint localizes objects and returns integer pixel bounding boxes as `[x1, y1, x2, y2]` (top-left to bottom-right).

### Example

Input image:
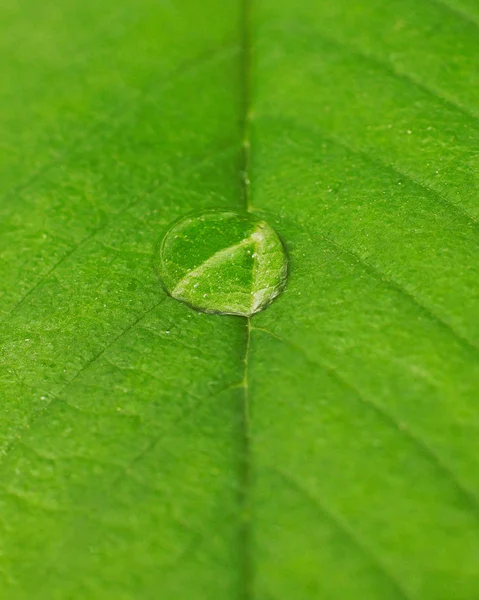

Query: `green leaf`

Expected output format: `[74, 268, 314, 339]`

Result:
[1, 0, 478, 598]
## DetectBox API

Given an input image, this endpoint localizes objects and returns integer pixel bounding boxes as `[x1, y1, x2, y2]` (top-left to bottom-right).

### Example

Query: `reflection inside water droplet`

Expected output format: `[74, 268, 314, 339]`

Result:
[156, 209, 288, 316]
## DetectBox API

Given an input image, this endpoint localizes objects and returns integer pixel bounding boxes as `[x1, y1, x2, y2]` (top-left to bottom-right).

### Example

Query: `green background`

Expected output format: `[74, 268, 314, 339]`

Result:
[1, 0, 479, 598]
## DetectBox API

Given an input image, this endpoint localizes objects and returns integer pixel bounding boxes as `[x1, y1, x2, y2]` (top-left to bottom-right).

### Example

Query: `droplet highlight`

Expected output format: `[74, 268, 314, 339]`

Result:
[157, 209, 288, 316]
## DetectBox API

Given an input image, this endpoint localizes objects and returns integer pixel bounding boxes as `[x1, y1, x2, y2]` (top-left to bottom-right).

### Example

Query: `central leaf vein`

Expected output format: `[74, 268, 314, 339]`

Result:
[240, 0, 254, 597]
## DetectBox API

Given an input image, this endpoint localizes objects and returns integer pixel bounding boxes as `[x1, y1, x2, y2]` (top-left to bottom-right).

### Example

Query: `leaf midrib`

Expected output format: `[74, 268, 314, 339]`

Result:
[240, 0, 254, 598]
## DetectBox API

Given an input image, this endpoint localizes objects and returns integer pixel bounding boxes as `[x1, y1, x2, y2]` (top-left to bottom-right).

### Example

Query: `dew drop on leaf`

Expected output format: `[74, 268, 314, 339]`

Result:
[157, 209, 288, 316]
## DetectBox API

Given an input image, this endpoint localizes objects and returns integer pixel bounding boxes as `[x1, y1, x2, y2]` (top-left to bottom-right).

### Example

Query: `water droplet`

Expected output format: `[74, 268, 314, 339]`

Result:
[156, 209, 288, 316]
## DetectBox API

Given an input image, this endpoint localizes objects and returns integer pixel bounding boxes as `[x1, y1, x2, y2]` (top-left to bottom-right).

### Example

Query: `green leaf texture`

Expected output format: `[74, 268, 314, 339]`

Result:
[1, 0, 479, 598]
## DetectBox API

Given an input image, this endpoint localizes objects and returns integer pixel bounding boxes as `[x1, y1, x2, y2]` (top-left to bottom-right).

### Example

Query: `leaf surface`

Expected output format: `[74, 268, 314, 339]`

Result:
[1, 0, 479, 598]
